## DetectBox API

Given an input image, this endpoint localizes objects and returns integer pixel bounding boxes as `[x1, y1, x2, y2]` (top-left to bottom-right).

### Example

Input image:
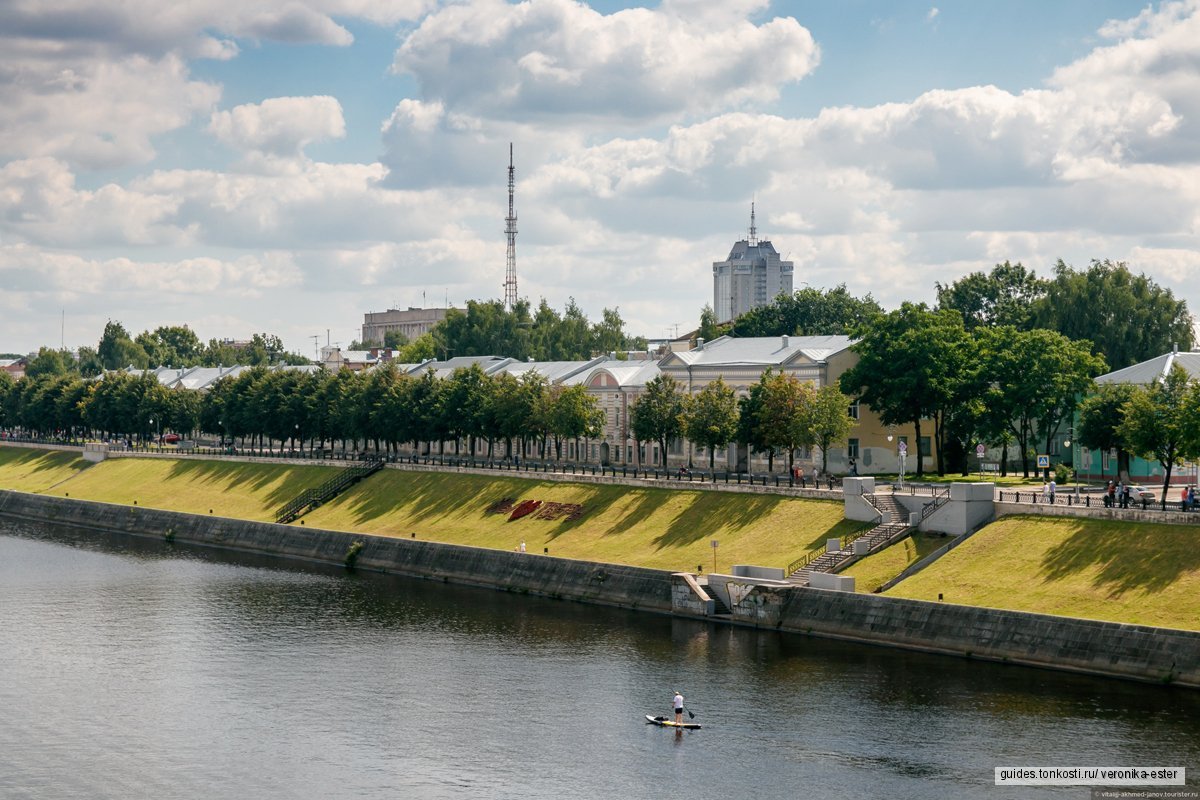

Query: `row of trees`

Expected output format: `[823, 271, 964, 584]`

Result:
[840, 303, 1106, 477]
[630, 373, 856, 473]
[24, 322, 308, 380]
[0, 361, 859, 472]
[701, 260, 1192, 375]
[355, 298, 648, 363]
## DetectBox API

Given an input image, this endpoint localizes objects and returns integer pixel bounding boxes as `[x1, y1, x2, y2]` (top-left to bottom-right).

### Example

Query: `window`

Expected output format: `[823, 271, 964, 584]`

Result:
[919, 437, 931, 457]
[848, 400, 859, 420]
[847, 438, 859, 459]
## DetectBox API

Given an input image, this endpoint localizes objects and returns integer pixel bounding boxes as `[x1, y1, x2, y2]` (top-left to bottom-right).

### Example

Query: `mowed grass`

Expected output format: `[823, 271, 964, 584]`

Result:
[302, 469, 868, 573]
[49, 457, 340, 522]
[840, 532, 955, 594]
[885, 515, 1200, 631]
[0, 445, 94, 492]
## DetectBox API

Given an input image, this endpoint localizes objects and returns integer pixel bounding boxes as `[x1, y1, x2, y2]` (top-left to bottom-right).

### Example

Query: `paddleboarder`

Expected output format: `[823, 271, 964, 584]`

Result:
[672, 690, 684, 724]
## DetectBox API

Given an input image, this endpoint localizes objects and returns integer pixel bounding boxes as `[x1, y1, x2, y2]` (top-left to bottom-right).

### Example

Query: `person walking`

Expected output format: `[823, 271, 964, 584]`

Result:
[672, 690, 684, 725]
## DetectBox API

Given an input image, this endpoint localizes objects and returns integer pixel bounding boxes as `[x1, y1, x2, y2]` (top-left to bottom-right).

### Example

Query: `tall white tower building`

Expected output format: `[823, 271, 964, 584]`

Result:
[712, 204, 794, 323]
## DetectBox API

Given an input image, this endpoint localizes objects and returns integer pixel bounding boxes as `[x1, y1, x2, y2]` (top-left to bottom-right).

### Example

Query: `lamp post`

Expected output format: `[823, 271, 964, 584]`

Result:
[1063, 427, 1076, 494]
[898, 441, 907, 488]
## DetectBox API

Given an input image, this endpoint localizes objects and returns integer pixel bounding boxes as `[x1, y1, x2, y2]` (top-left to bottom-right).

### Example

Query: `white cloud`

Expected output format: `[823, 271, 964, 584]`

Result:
[391, 0, 819, 124]
[209, 96, 347, 161]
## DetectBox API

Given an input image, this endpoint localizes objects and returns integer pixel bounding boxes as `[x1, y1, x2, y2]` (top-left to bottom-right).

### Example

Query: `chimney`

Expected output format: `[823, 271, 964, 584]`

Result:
[696, 337, 705, 350]
[1174, 341, 1179, 354]
[782, 334, 790, 348]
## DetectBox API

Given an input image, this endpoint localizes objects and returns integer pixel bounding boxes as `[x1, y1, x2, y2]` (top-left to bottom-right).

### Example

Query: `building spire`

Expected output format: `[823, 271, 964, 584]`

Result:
[503, 143, 519, 310]
[748, 201, 758, 246]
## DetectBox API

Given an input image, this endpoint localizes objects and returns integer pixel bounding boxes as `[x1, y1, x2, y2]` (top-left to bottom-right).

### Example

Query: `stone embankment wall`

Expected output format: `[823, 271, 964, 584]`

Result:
[0, 490, 673, 613]
[691, 581, 1199, 688]
[995, 500, 1200, 527]
[3, 489, 1198, 689]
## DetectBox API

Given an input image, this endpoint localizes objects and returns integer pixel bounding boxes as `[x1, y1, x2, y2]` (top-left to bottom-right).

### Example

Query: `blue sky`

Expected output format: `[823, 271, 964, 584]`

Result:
[2, 0, 1196, 357]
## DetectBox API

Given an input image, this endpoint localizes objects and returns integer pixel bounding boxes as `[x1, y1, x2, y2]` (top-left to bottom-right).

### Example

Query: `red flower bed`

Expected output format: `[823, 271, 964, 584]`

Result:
[508, 499, 542, 520]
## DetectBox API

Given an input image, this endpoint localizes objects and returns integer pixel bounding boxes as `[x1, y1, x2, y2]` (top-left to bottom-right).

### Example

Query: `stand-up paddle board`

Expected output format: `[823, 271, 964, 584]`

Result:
[645, 715, 701, 729]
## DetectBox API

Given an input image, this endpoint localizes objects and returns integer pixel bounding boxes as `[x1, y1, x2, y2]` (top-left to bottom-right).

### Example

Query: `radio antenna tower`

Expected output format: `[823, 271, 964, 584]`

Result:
[748, 200, 758, 246]
[503, 143, 519, 310]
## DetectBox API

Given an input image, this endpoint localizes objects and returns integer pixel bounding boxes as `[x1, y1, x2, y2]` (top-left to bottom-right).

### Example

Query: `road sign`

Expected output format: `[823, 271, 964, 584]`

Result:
[976, 444, 986, 458]
[898, 442, 907, 455]
[1037, 454, 1050, 468]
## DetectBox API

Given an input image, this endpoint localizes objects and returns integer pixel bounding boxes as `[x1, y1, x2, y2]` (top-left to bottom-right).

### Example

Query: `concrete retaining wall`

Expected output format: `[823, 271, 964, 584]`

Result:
[0, 490, 673, 614]
[2, 488, 1198, 688]
[759, 585, 1199, 688]
[995, 501, 1200, 527]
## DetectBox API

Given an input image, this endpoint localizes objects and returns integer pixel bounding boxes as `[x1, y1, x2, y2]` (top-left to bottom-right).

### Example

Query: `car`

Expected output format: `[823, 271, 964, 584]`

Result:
[159, 433, 181, 444]
[1132, 486, 1156, 502]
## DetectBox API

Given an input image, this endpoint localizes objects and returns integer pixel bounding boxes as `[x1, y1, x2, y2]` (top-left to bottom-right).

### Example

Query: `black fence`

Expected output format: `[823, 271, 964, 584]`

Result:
[994, 488, 1189, 513]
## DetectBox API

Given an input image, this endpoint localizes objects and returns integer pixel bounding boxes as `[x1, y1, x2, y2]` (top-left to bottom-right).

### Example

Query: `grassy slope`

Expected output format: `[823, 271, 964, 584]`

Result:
[300, 469, 865, 573]
[839, 532, 954, 594]
[885, 514, 1200, 631]
[43, 457, 338, 522]
[0, 445, 94, 492]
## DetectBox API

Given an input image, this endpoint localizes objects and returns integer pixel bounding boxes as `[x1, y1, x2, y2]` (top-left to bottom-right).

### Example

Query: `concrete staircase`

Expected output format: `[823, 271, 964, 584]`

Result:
[786, 493, 912, 586]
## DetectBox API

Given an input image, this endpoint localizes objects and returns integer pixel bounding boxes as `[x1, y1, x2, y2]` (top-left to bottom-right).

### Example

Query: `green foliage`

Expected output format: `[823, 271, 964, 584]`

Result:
[839, 303, 969, 475]
[697, 304, 727, 343]
[684, 377, 739, 469]
[1033, 259, 1193, 371]
[1122, 364, 1198, 501]
[630, 375, 687, 466]
[98, 320, 149, 370]
[730, 285, 881, 337]
[755, 371, 816, 472]
[344, 540, 365, 570]
[1076, 383, 1137, 478]
[810, 385, 857, 475]
[25, 348, 77, 379]
[935, 261, 1045, 330]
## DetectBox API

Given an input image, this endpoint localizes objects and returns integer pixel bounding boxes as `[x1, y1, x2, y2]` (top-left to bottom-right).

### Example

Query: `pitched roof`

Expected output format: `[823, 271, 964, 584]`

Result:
[665, 335, 855, 368]
[1095, 350, 1200, 385]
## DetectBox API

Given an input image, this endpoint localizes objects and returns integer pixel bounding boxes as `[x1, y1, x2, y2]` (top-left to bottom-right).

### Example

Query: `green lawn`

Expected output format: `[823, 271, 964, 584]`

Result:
[885, 514, 1200, 631]
[839, 531, 954, 593]
[301, 469, 869, 574]
[46, 457, 340, 522]
[0, 445, 94, 492]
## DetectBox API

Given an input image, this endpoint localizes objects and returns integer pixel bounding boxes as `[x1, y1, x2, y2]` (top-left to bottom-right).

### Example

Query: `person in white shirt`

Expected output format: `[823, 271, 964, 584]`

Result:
[673, 691, 684, 724]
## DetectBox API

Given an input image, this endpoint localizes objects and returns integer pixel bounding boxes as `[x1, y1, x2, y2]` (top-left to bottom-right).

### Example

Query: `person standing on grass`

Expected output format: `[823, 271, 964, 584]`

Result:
[673, 690, 684, 724]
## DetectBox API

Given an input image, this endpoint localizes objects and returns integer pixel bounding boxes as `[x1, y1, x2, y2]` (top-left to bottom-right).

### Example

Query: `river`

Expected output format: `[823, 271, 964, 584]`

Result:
[1, 519, 1197, 799]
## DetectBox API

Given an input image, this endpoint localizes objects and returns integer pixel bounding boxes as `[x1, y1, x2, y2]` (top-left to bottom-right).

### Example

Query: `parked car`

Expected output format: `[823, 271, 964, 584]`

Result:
[1132, 486, 1157, 502]
[159, 433, 181, 444]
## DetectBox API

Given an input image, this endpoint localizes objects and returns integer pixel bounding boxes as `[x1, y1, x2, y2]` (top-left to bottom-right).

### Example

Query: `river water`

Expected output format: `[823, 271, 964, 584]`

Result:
[1, 519, 1197, 800]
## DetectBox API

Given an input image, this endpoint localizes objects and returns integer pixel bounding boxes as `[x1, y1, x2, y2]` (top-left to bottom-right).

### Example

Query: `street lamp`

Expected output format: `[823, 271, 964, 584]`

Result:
[1063, 427, 1076, 494]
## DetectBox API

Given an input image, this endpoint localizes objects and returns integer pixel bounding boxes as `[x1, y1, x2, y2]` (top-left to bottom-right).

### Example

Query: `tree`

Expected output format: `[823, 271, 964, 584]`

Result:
[1033, 259, 1193, 371]
[684, 377, 739, 470]
[1076, 382, 1138, 481]
[630, 375, 687, 468]
[935, 261, 1045, 331]
[135, 325, 203, 367]
[839, 304, 969, 476]
[755, 371, 816, 474]
[98, 320, 148, 370]
[975, 327, 1105, 477]
[25, 348, 76, 379]
[810, 385, 857, 475]
[1122, 364, 1197, 508]
[730, 285, 881, 337]
[547, 384, 604, 461]
[697, 304, 726, 343]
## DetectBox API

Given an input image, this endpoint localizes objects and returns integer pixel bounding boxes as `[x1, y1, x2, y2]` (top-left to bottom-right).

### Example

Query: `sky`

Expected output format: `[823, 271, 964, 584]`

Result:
[2, 0, 1199, 359]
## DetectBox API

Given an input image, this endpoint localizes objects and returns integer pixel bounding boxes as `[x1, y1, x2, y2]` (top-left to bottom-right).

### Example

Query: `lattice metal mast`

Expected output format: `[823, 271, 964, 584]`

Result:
[503, 143, 519, 310]
[748, 200, 758, 246]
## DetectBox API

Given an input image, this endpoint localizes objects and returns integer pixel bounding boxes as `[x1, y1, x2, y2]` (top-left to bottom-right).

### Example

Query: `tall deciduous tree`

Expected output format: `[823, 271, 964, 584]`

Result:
[684, 377, 739, 470]
[755, 371, 815, 474]
[810, 385, 857, 475]
[1076, 382, 1138, 481]
[1033, 259, 1193, 371]
[730, 285, 881, 337]
[935, 261, 1045, 331]
[630, 375, 687, 468]
[839, 304, 968, 476]
[1123, 364, 1197, 507]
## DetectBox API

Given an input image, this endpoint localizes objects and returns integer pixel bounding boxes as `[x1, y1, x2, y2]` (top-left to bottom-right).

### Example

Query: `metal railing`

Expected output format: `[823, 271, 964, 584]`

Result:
[275, 455, 384, 523]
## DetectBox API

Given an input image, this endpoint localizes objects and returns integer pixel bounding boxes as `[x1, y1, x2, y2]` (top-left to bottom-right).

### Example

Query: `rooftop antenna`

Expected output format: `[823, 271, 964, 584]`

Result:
[503, 143, 519, 310]
[748, 200, 758, 246]
[309, 335, 319, 360]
